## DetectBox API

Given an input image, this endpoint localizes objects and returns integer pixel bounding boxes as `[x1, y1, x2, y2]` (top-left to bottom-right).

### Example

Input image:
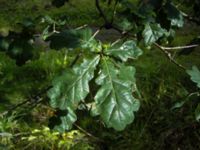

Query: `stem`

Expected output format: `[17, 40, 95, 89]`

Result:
[157, 44, 199, 50]
[0, 86, 52, 116]
[111, 0, 119, 24]
[91, 26, 103, 39]
[95, 0, 108, 23]
[74, 123, 104, 143]
[75, 24, 88, 30]
[154, 43, 186, 70]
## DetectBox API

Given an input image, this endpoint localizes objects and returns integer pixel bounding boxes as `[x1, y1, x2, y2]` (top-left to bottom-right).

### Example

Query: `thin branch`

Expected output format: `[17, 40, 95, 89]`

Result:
[74, 123, 104, 143]
[181, 11, 200, 25]
[154, 43, 186, 70]
[75, 24, 88, 30]
[0, 100, 29, 116]
[70, 53, 82, 67]
[95, 0, 108, 23]
[111, 0, 119, 24]
[111, 38, 121, 46]
[102, 22, 188, 71]
[158, 44, 199, 50]
[53, 22, 60, 33]
[91, 26, 103, 39]
[0, 86, 52, 116]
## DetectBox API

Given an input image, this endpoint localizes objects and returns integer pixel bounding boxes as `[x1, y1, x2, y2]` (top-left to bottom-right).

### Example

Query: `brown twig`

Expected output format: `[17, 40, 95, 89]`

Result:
[153, 43, 186, 70]
[91, 26, 103, 39]
[75, 24, 88, 30]
[157, 44, 199, 50]
[74, 123, 104, 143]
[95, 0, 108, 23]
[181, 11, 200, 25]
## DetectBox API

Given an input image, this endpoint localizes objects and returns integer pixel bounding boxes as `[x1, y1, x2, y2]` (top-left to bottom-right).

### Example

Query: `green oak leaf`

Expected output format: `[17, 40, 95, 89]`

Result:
[165, 2, 184, 28]
[48, 55, 100, 110]
[142, 23, 167, 45]
[94, 58, 140, 131]
[47, 28, 100, 51]
[105, 40, 143, 62]
[186, 66, 200, 88]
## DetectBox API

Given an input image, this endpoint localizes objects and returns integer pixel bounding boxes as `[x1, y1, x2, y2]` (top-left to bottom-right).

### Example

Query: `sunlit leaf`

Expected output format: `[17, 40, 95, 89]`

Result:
[48, 55, 100, 110]
[94, 59, 140, 130]
[105, 40, 143, 62]
[142, 23, 167, 45]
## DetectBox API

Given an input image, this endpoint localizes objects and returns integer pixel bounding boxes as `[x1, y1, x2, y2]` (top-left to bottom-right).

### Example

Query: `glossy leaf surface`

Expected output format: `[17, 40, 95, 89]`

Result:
[94, 59, 140, 130]
[142, 23, 166, 45]
[48, 55, 100, 110]
[105, 40, 143, 62]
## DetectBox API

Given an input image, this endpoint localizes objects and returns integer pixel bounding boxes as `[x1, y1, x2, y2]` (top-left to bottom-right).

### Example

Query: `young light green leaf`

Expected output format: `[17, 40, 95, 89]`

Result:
[105, 40, 143, 62]
[48, 55, 100, 110]
[186, 66, 200, 88]
[142, 23, 166, 45]
[94, 59, 140, 131]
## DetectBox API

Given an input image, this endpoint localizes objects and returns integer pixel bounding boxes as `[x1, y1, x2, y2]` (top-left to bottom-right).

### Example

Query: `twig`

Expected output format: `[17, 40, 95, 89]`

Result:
[95, 0, 108, 23]
[70, 53, 81, 67]
[111, 0, 119, 24]
[138, 107, 156, 139]
[181, 11, 200, 25]
[0, 86, 52, 116]
[111, 38, 121, 46]
[157, 44, 199, 50]
[75, 24, 88, 30]
[98, 20, 188, 71]
[91, 26, 103, 39]
[154, 43, 186, 70]
[53, 22, 60, 33]
[74, 123, 104, 143]
[0, 100, 29, 116]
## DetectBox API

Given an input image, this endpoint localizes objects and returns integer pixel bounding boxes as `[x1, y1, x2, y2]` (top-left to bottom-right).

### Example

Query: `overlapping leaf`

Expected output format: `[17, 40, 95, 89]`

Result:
[47, 28, 100, 51]
[48, 55, 100, 110]
[195, 104, 200, 122]
[105, 40, 143, 62]
[186, 66, 200, 88]
[142, 23, 167, 45]
[54, 109, 77, 132]
[94, 59, 140, 131]
[165, 2, 184, 28]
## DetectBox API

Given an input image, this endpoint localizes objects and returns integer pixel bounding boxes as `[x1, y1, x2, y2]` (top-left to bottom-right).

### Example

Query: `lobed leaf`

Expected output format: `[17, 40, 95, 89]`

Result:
[94, 58, 140, 130]
[105, 40, 143, 62]
[142, 23, 167, 45]
[47, 28, 100, 51]
[48, 55, 100, 110]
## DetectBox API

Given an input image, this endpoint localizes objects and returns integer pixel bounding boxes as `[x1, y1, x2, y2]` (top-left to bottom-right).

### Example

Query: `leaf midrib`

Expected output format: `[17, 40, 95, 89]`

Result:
[66, 55, 100, 101]
[102, 57, 121, 123]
